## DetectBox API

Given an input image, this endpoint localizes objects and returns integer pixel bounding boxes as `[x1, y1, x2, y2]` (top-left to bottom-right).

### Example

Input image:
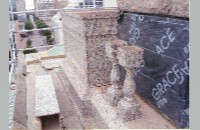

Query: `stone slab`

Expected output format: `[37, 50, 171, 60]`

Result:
[35, 75, 60, 117]
[117, 0, 189, 18]
[39, 45, 65, 60]
[118, 13, 189, 128]
[25, 53, 40, 65]
[41, 59, 62, 70]
[62, 9, 119, 37]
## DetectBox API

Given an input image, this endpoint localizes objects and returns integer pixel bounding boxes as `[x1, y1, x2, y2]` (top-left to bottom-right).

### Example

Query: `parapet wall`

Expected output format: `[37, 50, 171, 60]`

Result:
[62, 9, 119, 92]
[117, 0, 189, 18]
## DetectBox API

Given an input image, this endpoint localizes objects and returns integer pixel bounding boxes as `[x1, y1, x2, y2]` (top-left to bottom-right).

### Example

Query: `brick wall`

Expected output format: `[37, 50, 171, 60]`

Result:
[62, 9, 119, 89]
[117, 0, 189, 18]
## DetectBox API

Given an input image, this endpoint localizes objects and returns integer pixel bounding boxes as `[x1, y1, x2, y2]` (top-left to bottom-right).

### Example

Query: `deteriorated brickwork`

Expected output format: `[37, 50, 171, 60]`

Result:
[117, 0, 189, 18]
[62, 9, 119, 88]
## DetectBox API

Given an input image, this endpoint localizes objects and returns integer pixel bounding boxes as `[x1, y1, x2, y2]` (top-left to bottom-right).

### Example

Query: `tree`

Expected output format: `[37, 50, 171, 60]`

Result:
[26, 39, 32, 48]
[36, 20, 48, 29]
[43, 30, 52, 36]
[35, 20, 50, 35]
[23, 39, 37, 54]
[25, 20, 34, 30]
[46, 35, 54, 45]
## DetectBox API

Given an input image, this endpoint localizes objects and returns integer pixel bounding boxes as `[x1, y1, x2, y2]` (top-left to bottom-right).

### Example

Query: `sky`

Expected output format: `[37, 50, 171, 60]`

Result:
[25, 0, 34, 10]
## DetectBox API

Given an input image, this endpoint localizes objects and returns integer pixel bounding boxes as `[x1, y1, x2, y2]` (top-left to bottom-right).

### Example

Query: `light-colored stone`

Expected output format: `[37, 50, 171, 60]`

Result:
[42, 63, 61, 70]
[35, 75, 60, 117]
[117, 0, 189, 18]
[118, 46, 144, 69]
[105, 40, 127, 106]
[62, 9, 119, 88]
[25, 53, 40, 65]
[117, 45, 144, 121]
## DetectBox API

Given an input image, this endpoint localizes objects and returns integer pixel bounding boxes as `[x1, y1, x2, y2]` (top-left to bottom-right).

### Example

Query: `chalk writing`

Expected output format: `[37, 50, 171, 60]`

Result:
[184, 43, 189, 54]
[131, 14, 144, 22]
[152, 61, 189, 101]
[128, 14, 144, 44]
[119, 13, 189, 128]
[156, 28, 176, 54]
[157, 97, 168, 108]
[152, 43, 189, 108]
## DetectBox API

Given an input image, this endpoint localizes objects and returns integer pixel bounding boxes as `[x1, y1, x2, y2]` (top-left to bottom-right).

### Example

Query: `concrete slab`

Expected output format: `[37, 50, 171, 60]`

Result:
[25, 53, 40, 65]
[35, 75, 60, 117]
[40, 45, 65, 60]
[41, 58, 63, 70]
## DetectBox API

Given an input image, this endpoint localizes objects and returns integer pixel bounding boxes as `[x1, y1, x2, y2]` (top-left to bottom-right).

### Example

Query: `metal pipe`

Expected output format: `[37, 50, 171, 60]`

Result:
[11, 26, 62, 33]
[18, 44, 64, 51]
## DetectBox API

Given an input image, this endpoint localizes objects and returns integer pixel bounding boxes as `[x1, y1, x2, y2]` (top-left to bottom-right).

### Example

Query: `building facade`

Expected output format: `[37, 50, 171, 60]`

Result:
[35, 0, 56, 21]
[55, 0, 69, 9]
[16, 0, 26, 11]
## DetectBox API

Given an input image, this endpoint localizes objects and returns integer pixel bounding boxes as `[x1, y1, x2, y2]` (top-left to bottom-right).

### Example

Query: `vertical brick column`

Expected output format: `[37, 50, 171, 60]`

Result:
[62, 9, 119, 100]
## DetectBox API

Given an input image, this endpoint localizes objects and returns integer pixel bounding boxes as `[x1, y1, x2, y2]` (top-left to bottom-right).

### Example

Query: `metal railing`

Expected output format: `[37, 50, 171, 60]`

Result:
[9, 0, 106, 83]
[8, 1, 105, 129]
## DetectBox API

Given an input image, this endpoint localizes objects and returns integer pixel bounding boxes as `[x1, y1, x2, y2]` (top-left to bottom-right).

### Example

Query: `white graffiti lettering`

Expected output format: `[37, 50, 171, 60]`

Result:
[156, 28, 176, 54]
[181, 60, 189, 76]
[152, 88, 160, 100]
[128, 14, 144, 44]
[166, 71, 177, 85]
[157, 98, 168, 108]
[152, 63, 188, 102]
[184, 43, 189, 54]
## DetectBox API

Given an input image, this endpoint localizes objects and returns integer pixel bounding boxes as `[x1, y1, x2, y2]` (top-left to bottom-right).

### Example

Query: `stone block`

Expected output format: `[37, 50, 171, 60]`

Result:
[105, 40, 127, 59]
[25, 53, 40, 65]
[35, 75, 60, 117]
[118, 46, 144, 68]
[117, 0, 189, 18]
[62, 9, 119, 36]
[62, 9, 119, 87]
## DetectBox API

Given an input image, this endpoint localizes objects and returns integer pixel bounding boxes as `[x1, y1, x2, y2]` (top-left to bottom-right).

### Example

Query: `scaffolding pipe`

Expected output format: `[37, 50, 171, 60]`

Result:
[11, 26, 62, 33]
[18, 44, 64, 51]
[9, 8, 71, 14]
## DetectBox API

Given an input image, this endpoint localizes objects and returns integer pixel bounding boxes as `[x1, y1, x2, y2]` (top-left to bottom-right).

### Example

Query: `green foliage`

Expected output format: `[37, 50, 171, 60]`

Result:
[35, 20, 48, 29]
[43, 30, 52, 36]
[23, 38, 37, 54]
[25, 20, 34, 30]
[23, 49, 37, 54]
[26, 39, 32, 47]
[46, 35, 54, 45]
[35, 20, 52, 35]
